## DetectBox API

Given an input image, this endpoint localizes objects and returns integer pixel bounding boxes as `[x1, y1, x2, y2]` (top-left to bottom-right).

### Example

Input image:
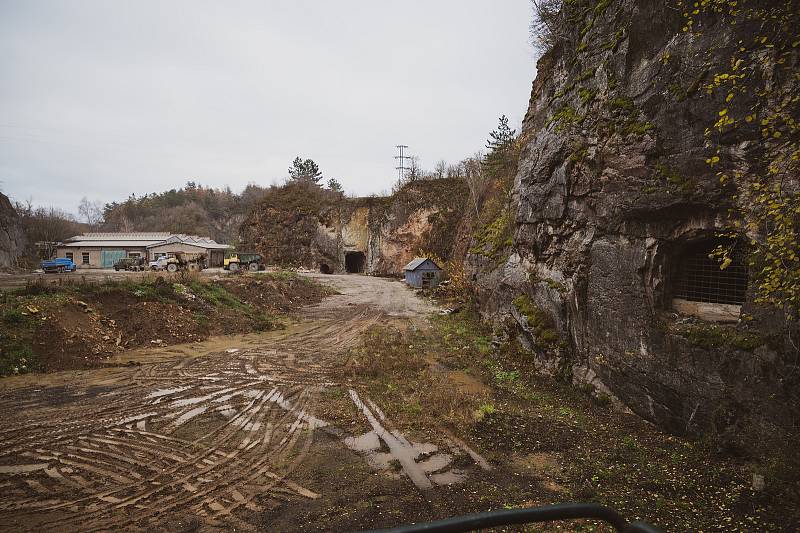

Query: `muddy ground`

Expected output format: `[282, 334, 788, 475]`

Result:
[0, 274, 796, 531]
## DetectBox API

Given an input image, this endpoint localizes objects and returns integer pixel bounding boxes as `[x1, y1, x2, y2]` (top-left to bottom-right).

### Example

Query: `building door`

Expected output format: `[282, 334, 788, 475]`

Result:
[101, 250, 126, 268]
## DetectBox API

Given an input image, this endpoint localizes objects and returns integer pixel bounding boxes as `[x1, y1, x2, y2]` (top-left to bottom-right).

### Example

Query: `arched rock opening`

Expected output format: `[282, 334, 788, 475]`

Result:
[319, 263, 332, 274]
[345, 251, 366, 274]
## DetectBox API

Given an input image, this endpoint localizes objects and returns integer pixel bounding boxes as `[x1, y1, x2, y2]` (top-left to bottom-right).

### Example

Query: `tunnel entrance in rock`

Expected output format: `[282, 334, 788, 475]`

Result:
[673, 240, 748, 305]
[345, 252, 366, 274]
[319, 263, 332, 274]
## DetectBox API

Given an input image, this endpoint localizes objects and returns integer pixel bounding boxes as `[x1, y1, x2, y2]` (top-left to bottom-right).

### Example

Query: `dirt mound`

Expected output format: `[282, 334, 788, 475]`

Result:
[0, 273, 332, 374]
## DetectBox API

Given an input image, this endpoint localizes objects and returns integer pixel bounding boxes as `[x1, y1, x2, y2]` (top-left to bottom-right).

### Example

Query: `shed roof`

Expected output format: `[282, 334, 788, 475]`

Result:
[403, 257, 441, 271]
[147, 234, 231, 250]
[60, 240, 164, 248]
[59, 232, 231, 250]
[65, 232, 171, 242]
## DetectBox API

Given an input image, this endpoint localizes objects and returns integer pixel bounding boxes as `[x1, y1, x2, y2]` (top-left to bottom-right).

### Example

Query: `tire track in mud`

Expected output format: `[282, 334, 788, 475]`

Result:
[0, 308, 376, 531]
[0, 277, 488, 531]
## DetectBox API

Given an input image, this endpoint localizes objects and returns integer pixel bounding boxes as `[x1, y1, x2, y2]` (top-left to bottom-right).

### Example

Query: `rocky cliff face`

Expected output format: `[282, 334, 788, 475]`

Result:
[243, 178, 468, 275]
[472, 0, 799, 449]
[0, 193, 24, 270]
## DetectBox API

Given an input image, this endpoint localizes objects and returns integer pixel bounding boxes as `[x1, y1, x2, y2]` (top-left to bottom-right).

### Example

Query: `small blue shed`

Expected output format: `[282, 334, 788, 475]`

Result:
[403, 257, 442, 288]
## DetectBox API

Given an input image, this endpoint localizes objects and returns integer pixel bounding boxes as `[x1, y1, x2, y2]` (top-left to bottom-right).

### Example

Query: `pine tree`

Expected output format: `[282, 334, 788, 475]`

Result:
[483, 115, 517, 173]
[288, 157, 323, 184]
[327, 178, 343, 193]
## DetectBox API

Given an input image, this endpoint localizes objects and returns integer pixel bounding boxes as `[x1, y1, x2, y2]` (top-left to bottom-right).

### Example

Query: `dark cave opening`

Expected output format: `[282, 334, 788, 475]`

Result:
[345, 251, 366, 274]
[319, 263, 332, 274]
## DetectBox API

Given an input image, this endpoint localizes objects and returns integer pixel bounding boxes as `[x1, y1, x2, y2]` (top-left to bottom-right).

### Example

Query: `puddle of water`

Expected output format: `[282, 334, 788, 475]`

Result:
[430, 469, 468, 485]
[146, 386, 190, 399]
[170, 387, 236, 408]
[344, 432, 381, 452]
[268, 390, 328, 429]
[174, 406, 208, 426]
[118, 412, 157, 425]
[418, 453, 452, 473]
[347, 390, 435, 489]
[344, 390, 492, 489]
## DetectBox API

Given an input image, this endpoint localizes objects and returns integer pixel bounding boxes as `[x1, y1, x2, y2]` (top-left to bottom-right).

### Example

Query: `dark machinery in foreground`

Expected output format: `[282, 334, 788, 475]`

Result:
[363, 503, 662, 533]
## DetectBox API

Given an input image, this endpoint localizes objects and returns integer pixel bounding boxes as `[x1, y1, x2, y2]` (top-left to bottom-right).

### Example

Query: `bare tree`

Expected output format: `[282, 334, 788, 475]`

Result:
[446, 163, 464, 180]
[14, 201, 84, 258]
[530, 0, 566, 54]
[462, 154, 490, 216]
[78, 197, 103, 226]
[406, 156, 424, 182]
[433, 160, 448, 180]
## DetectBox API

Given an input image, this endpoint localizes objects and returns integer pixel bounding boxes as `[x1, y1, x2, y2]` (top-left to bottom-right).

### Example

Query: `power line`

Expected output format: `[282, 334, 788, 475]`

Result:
[394, 144, 411, 184]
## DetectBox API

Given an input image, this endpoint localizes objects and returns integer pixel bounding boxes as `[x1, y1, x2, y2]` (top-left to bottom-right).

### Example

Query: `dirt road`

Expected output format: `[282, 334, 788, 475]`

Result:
[0, 274, 491, 531]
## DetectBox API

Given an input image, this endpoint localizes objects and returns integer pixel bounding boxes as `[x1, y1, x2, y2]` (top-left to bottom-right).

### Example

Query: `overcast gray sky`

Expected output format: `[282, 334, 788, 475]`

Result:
[0, 0, 536, 215]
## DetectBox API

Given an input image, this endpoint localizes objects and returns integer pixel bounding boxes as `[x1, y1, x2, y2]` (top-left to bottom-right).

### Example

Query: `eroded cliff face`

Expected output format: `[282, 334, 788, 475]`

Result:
[473, 0, 799, 449]
[243, 178, 468, 275]
[0, 193, 24, 270]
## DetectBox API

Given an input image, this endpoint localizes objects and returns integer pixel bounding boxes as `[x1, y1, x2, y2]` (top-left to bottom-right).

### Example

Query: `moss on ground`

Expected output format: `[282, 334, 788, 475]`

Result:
[343, 307, 798, 530]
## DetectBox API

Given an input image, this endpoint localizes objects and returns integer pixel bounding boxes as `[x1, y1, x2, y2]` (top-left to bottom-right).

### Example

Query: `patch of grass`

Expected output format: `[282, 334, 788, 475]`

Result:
[2, 308, 26, 325]
[250, 312, 280, 332]
[0, 342, 37, 376]
[475, 403, 497, 420]
[494, 369, 520, 383]
[193, 312, 210, 330]
[261, 271, 299, 281]
[188, 281, 248, 310]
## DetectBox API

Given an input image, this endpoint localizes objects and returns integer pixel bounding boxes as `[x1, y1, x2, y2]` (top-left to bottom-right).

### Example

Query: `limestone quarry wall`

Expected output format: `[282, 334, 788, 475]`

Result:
[243, 178, 468, 276]
[471, 0, 799, 449]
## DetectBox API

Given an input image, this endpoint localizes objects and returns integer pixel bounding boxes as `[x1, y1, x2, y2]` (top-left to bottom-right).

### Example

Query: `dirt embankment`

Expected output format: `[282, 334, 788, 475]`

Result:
[0, 272, 333, 374]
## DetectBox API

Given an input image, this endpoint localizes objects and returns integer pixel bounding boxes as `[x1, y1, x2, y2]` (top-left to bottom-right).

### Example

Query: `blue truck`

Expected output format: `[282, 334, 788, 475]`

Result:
[40, 257, 77, 273]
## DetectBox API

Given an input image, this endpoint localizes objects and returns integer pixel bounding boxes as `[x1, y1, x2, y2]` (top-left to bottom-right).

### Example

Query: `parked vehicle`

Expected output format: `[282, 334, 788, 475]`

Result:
[40, 257, 77, 273]
[114, 257, 147, 271]
[150, 253, 205, 273]
[223, 252, 264, 272]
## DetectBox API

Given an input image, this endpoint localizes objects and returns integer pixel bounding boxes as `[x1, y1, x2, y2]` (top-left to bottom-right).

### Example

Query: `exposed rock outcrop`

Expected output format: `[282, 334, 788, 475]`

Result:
[242, 178, 468, 275]
[472, 0, 799, 450]
[0, 193, 25, 270]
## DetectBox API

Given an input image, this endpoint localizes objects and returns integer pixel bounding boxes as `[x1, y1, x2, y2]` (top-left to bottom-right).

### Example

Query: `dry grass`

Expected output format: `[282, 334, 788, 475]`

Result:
[341, 324, 487, 428]
[338, 308, 800, 530]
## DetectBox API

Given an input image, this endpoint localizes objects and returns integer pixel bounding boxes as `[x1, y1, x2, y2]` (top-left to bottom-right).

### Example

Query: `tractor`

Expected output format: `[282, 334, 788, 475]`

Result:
[223, 252, 264, 272]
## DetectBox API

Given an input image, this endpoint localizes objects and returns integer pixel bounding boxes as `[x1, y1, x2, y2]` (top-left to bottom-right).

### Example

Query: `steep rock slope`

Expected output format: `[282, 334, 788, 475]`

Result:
[473, 0, 799, 449]
[0, 193, 24, 269]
